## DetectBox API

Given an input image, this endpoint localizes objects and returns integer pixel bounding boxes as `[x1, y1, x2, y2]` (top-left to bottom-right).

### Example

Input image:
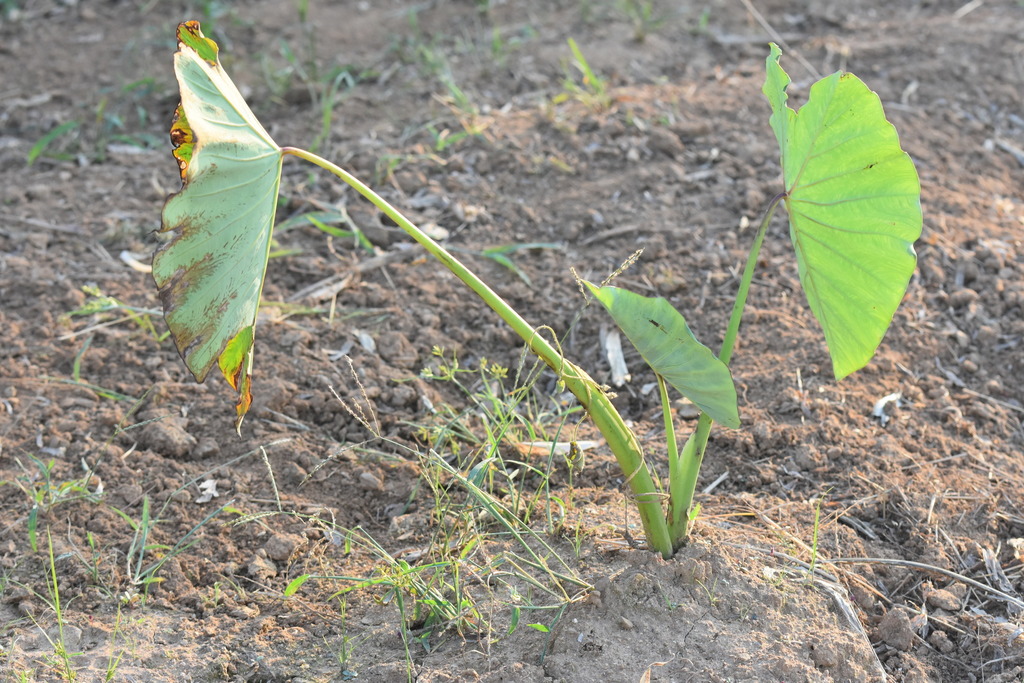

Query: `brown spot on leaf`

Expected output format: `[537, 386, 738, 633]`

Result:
[169, 104, 195, 182]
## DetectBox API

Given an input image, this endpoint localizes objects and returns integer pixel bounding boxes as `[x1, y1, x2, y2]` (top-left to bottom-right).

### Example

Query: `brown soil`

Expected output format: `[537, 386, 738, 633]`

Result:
[2, 1, 1023, 681]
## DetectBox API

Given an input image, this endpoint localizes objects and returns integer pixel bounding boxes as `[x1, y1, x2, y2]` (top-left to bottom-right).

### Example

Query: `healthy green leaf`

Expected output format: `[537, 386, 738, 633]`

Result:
[763, 43, 922, 380]
[584, 283, 739, 428]
[508, 605, 521, 635]
[153, 21, 284, 432]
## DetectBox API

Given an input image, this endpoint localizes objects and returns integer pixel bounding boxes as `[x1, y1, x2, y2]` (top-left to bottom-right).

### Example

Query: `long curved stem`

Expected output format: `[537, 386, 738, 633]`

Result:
[282, 146, 675, 557]
[719, 193, 786, 366]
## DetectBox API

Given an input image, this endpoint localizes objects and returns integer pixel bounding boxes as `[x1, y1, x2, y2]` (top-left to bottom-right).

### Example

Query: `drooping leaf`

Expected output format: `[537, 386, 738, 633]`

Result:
[763, 43, 922, 380]
[153, 21, 284, 433]
[584, 283, 739, 428]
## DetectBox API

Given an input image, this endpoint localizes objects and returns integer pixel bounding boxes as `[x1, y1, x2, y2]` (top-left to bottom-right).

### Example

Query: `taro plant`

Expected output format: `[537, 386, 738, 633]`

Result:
[153, 22, 921, 558]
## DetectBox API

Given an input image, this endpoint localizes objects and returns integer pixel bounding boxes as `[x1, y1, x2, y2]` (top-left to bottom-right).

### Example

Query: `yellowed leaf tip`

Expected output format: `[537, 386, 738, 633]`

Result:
[176, 20, 219, 66]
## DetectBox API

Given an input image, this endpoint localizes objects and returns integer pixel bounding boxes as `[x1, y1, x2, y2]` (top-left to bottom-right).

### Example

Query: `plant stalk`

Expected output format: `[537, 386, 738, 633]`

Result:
[720, 193, 785, 366]
[283, 146, 675, 557]
[658, 374, 688, 541]
[669, 193, 785, 548]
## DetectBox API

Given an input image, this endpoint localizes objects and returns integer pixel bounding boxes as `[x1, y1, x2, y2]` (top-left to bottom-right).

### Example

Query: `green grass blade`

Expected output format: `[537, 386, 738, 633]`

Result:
[284, 574, 313, 597]
[27, 505, 39, 553]
[306, 214, 374, 251]
[27, 121, 79, 165]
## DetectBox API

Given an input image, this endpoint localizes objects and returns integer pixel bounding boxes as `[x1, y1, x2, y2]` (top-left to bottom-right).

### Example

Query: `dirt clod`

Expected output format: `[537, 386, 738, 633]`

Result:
[925, 586, 963, 612]
[263, 533, 301, 562]
[928, 630, 956, 654]
[140, 417, 197, 459]
[876, 607, 917, 651]
[358, 470, 384, 491]
[246, 553, 278, 581]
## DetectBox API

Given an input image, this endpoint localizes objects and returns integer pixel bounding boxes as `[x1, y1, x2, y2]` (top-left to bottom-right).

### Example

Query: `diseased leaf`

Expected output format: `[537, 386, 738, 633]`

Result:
[153, 20, 284, 433]
[764, 43, 922, 380]
[584, 283, 739, 428]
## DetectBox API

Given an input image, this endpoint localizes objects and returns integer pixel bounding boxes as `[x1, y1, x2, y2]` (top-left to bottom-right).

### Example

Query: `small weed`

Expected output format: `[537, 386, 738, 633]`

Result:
[5, 456, 101, 553]
[473, 243, 563, 287]
[31, 530, 82, 681]
[200, 582, 227, 611]
[275, 207, 371, 252]
[188, 0, 237, 45]
[91, 78, 167, 158]
[426, 123, 476, 153]
[109, 490, 232, 599]
[42, 376, 138, 403]
[373, 151, 446, 185]
[27, 77, 167, 166]
[416, 346, 582, 524]
[567, 519, 589, 559]
[392, 19, 482, 132]
[325, 599, 363, 678]
[397, 35, 492, 155]
[807, 489, 831, 581]
[309, 67, 362, 153]
[77, 531, 105, 588]
[693, 7, 712, 35]
[577, 0, 598, 25]
[553, 38, 611, 110]
[324, 531, 485, 655]
[102, 606, 129, 682]
[255, 2, 372, 156]
[618, 0, 666, 42]
[696, 578, 719, 607]
[61, 285, 167, 342]
[1, 0, 22, 20]
[489, 23, 537, 65]
[26, 121, 79, 166]
[265, 362, 591, 662]
[418, 44, 475, 115]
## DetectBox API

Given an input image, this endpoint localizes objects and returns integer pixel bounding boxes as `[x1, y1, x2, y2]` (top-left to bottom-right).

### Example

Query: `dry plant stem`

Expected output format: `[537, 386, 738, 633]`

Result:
[825, 557, 1024, 612]
[671, 194, 784, 547]
[281, 146, 675, 557]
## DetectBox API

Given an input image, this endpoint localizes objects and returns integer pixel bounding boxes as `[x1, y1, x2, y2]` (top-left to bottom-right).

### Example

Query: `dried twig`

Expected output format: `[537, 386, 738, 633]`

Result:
[0, 212, 84, 235]
[823, 557, 1024, 612]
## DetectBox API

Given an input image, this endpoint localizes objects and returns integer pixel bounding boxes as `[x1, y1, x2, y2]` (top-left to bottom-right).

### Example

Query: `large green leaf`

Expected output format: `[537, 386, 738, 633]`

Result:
[153, 21, 284, 432]
[763, 43, 922, 380]
[584, 283, 739, 428]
